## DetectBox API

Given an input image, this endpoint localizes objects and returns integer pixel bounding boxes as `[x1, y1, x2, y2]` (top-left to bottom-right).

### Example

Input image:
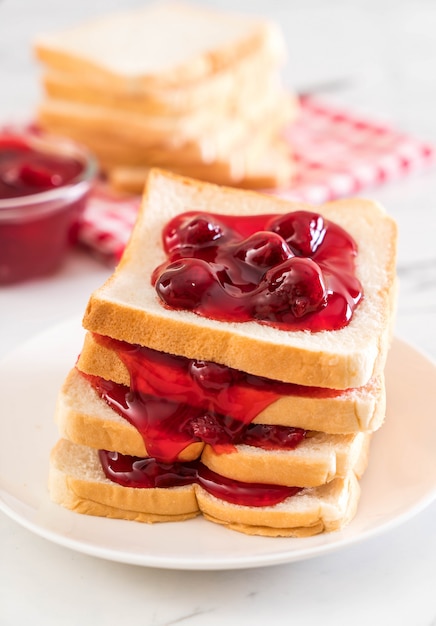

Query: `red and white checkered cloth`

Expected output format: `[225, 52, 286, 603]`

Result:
[77, 96, 435, 263]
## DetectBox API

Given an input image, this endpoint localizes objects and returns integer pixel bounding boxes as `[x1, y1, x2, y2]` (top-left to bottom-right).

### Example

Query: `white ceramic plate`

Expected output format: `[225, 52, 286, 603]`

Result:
[1, 318, 435, 570]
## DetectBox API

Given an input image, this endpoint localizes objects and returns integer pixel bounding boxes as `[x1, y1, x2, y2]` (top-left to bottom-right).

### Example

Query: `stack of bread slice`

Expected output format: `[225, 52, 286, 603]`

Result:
[34, 2, 297, 193]
[49, 169, 398, 537]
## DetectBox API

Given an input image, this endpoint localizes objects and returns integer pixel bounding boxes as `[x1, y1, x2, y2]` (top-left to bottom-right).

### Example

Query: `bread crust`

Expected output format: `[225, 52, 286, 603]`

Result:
[82, 169, 398, 388]
[34, 4, 284, 90]
[196, 473, 360, 537]
[107, 138, 295, 192]
[49, 439, 361, 535]
[56, 368, 204, 460]
[49, 439, 199, 522]
[56, 368, 373, 488]
[40, 35, 283, 115]
[200, 432, 371, 487]
[77, 333, 386, 433]
[37, 88, 291, 157]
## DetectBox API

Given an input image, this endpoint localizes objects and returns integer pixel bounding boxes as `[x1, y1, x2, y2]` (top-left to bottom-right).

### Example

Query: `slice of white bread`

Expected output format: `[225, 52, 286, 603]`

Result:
[37, 87, 290, 155]
[49, 439, 199, 523]
[36, 100, 296, 189]
[56, 368, 203, 460]
[82, 169, 398, 389]
[76, 334, 386, 433]
[196, 473, 361, 537]
[34, 2, 285, 90]
[56, 367, 371, 487]
[39, 30, 284, 116]
[107, 141, 294, 192]
[33, 101, 294, 168]
[200, 432, 370, 488]
[49, 438, 361, 536]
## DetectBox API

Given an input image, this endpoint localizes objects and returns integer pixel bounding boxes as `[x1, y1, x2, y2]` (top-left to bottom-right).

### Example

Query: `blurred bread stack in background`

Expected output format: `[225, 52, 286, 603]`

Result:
[34, 2, 297, 193]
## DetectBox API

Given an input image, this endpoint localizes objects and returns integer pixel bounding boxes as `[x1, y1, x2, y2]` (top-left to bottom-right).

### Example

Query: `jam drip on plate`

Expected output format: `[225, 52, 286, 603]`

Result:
[152, 210, 363, 331]
[99, 451, 302, 507]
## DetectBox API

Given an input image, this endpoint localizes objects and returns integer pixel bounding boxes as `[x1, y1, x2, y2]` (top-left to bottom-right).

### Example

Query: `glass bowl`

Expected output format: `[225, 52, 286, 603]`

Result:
[0, 128, 97, 284]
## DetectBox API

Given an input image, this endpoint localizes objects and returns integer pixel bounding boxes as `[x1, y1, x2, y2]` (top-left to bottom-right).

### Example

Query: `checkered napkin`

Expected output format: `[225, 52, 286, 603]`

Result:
[77, 96, 435, 263]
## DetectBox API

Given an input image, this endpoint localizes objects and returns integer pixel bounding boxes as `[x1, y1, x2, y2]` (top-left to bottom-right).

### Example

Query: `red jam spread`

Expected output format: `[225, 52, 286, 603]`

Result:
[152, 210, 363, 331]
[85, 371, 307, 461]
[0, 133, 90, 284]
[0, 135, 83, 198]
[85, 333, 347, 463]
[99, 451, 301, 507]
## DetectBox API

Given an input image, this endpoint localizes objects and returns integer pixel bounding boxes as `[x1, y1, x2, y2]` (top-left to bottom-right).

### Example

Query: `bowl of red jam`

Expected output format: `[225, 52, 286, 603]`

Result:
[0, 128, 97, 284]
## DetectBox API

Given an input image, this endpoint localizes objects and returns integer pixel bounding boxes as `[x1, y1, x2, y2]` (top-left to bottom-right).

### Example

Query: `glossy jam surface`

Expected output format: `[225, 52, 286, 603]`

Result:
[94, 335, 341, 415]
[84, 333, 347, 462]
[152, 210, 363, 331]
[0, 136, 83, 198]
[86, 370, 307, 462]
[99, 451, 301, 507]
[0, 133, 91, 284]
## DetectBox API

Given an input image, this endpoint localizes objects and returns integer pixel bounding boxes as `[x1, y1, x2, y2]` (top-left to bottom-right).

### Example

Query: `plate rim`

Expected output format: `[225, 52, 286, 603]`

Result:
[1, 318, 435, 570]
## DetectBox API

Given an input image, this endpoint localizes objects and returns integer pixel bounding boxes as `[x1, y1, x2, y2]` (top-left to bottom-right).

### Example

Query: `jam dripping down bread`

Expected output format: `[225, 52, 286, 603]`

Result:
[49, 169, 398, 536]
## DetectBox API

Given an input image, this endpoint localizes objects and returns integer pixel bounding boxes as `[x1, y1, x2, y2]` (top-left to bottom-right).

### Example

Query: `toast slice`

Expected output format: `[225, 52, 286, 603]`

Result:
[34, 2, 285, 90]
[200, 432, 370, 488]
[196, 472, 361, 537]
[34, 3, 295, 192]
[82, 169, 398, 389]
[33, 98, 295, 168]
[40, 31, 284, 115]
[37, 87, 290, 155]
[77, 334, 386, 434]
[36, 99, 296, 187]
[107, 141, 294, 192]
[49, 438, 362, 536]
[56, 368, 204, 460]
[55, 367, 371, 487]
[49, 439, 199, 523]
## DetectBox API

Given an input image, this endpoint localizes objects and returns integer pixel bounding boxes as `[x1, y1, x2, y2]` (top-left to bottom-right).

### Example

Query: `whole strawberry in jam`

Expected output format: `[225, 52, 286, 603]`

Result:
[233, 231, 293, 268]
[268, 211, 326, 256]
[154, 258, 216, 309]
[188, 412, 234, 447]
[163, 212, 225, 256]
[153, 209, 362, 331]
[255, 257, 327, 320]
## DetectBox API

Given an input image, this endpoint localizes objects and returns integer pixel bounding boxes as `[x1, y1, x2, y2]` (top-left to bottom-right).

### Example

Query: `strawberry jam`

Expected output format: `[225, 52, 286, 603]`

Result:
[0, 135, 83, 198]
[86, 370, 306, 461]
[81, 333, 353, 463]
[152, 210, 363, 331]
[0, 131, 94, 284]
[99, 451, 301, 507]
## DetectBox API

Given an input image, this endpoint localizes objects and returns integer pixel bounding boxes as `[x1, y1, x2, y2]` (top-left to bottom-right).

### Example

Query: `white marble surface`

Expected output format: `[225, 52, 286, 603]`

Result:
[1, 1, 435, 624]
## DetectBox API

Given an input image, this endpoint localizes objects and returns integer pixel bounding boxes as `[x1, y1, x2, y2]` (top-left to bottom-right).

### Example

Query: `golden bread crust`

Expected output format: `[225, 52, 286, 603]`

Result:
[49, 440, 361, 536]
[197, 473, 360, 537]
[200, 433, 371, 487]
[76, 334, 386, 433]
[34, 5, 282, 90]
[82, 169, 398, 388]
[57, 368, 204, 460]
[49, 440, 199, 521]
[56, 369, 372, 488]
